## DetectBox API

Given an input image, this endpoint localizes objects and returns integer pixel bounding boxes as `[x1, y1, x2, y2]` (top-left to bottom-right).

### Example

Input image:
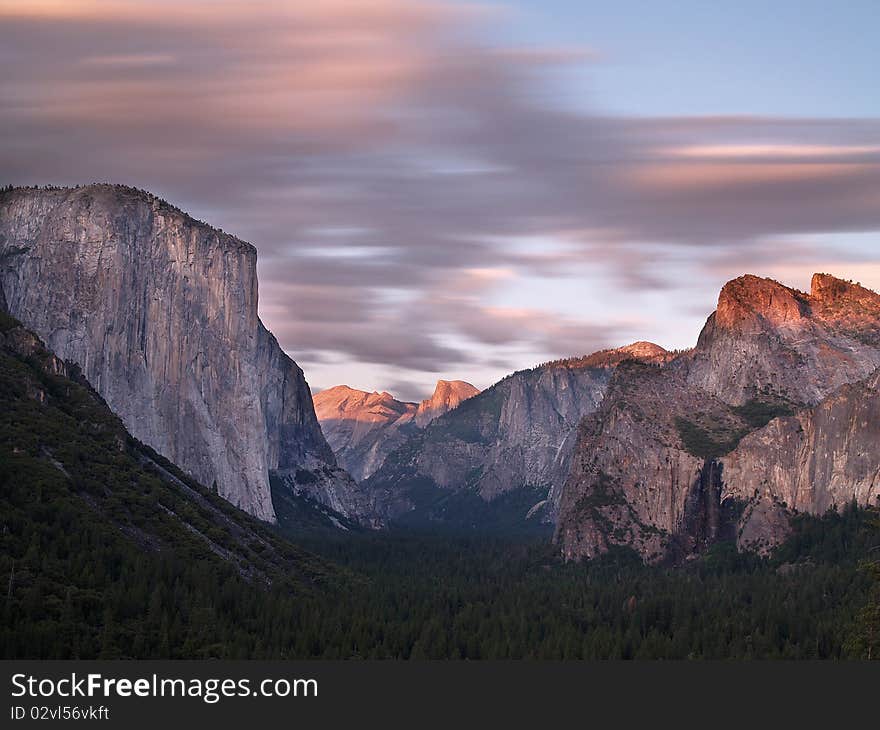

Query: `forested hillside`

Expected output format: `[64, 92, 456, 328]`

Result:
[0, 311, 338, 658]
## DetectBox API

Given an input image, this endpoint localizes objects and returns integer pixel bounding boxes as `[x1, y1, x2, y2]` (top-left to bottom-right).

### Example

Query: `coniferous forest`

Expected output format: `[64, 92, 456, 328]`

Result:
[3, 503, 880, 659]
[4, 475, 880, 660]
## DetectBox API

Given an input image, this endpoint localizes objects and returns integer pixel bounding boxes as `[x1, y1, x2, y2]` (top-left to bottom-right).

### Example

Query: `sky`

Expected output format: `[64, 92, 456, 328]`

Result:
[2, 1, 880, 401]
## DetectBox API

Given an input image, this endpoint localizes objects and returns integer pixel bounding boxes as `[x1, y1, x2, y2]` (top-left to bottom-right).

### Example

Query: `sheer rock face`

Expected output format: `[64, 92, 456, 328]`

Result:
[685, 274, 880, 406]
[314, 380, 479, 482]
[721, 368, 880, 554]
[365, 342, 671, 524]
[0, 185, 367, 523]
[557, 274, 880, 562]
[556, 363, 748, 563]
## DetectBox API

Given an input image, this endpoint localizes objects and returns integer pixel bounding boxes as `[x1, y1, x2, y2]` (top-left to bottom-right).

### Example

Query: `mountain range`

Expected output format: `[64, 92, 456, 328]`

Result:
[361, 341, 673, 528]
[313, 380, 479, 482]
[2, 183, 879, 563]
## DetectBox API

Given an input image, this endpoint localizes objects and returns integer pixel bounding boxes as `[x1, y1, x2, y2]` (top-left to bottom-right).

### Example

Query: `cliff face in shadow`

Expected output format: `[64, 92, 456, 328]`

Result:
[721, 367, 880, 554]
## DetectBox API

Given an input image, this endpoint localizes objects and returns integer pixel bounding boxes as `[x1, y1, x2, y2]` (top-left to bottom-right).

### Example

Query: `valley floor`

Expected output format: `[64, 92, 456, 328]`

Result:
[6, 498, 876, 660]
[283, 506, 880, 660]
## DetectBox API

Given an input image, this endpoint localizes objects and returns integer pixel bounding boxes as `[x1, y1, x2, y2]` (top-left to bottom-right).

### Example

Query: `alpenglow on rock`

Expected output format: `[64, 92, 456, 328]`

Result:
[414, 380, 480, 428]
[556, 274, 880, 563]
[314, 386, 419, 483]
[0, 184, 368, 523]
[314, 380, 479, 481]
[684, 274, 880, 406]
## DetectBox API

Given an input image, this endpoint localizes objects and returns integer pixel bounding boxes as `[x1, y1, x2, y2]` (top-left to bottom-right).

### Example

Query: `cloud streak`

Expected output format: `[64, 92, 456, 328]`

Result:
[2, 0, 880, 394]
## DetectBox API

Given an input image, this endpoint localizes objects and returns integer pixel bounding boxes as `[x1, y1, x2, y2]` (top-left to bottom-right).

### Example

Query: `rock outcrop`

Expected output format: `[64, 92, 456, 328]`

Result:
[314, 386, 419, 482]
[314, 380, 479, 481]
[556, 274, 880, 562]
[556, 362, 749, 562]
[721, 367, 880, 553]
[685, 274, 880, 406]
[414, 380, 479, 427]
[365, 342, 671, 526]
[0, 184, 369, 524]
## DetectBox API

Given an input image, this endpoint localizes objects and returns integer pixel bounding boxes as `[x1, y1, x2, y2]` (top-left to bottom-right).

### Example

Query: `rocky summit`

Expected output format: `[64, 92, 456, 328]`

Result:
[0, 184, 369, 524]
[414, 380, 480, 428]
[314, 386, 418, 483]
[556, 273, 880, 563]
[685, 273, 880, 406]
[314, 380, 478, 482]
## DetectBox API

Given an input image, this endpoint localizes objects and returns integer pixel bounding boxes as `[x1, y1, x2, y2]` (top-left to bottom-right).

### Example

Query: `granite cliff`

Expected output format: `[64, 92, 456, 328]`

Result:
[365, 342, 671, 527]
[685, 274, 880, 405]
[0, 184, 369, 524]
[557, 274, 880, 562]
[721, 367, 880, 553]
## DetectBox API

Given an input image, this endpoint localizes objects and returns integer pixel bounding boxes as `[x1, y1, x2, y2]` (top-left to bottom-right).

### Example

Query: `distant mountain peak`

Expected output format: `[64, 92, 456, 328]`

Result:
[415, 379, 480, 427]
[611, 341, 670, 361]
[554, 341, 671, 369]
[314, 378, 477, 481]
[313, 386, 415, 421]
[428, 379, 480, 400]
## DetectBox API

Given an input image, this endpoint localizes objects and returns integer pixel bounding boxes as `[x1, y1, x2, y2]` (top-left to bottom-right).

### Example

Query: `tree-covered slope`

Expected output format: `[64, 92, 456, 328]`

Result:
[0, 310, 339, 658]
